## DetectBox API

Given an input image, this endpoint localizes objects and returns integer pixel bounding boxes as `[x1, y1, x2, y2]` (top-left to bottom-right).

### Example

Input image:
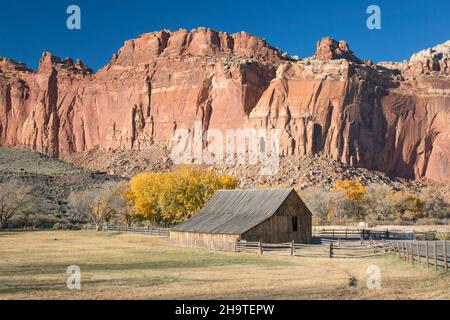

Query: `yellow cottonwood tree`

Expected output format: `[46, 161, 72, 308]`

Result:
[334, 180, 366, 201]
[128, 167, 237, 225]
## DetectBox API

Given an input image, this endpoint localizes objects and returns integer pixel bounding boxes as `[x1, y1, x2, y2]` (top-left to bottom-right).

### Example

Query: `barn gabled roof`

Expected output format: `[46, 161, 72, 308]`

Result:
[171, 188, 297, 235]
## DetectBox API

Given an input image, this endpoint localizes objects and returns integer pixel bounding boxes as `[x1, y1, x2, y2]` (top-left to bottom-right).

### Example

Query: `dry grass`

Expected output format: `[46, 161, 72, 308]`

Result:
[0, 231, 449, 300]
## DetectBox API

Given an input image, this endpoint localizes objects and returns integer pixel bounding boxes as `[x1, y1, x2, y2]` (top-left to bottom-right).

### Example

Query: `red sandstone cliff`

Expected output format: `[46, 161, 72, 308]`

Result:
[1, 28, 450, 182]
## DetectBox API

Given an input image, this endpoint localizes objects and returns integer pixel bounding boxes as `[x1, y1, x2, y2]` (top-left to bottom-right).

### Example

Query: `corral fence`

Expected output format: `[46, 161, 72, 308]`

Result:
[236, 238, 449, 273]
[85, 225, 170, 237]
[388, 240, 449, 273]
[235, 239, 390, 259]
[314, 228, 444, 241]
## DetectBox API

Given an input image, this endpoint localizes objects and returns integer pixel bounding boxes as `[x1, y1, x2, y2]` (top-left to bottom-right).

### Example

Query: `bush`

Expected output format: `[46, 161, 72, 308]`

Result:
[52, 222, 82, 230]
[435, 233, 450, 240]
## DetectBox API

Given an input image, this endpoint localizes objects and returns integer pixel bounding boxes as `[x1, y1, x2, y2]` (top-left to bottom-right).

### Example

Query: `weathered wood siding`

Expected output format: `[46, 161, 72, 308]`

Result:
[170, 231, 239, 251]
[241, 191, 312, 243]
[170, 190, 313, 251]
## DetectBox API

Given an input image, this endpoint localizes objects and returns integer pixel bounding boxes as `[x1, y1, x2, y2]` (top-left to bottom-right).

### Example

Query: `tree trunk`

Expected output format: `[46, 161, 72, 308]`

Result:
[96, 224, 102, 231]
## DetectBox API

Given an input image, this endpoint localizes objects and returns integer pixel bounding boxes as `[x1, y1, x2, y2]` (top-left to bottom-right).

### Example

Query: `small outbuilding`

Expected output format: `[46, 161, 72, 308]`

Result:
[170, 188, 312, 251]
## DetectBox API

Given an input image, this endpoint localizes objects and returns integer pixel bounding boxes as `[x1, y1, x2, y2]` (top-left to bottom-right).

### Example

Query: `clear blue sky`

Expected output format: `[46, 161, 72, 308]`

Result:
[0, 0, 449, 71]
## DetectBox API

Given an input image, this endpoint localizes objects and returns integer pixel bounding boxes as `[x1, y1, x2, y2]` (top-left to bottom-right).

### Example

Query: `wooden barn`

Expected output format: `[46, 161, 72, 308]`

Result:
[170, 188, 312, 251]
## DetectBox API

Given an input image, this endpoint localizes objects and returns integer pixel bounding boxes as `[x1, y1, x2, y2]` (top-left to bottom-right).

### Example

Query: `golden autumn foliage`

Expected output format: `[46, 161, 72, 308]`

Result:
[333, 179, 366, 201]
[128, 167, 238, 225]
[302, 180, 449, 225]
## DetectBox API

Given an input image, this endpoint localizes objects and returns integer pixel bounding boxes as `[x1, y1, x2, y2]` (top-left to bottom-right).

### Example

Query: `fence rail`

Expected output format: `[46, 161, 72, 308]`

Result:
[389, 240, 449, 272]
[236, 238, 449, 273]
[236, 239, 389, 258]
[314, 228, 445, 241]
[86, 225, 170, 237]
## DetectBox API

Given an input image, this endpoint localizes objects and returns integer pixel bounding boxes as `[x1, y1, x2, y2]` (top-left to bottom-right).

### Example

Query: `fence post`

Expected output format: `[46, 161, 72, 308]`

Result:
[425, 242, 429, 269]
[443, 240, 448, 274]
[259, 241, 263, 255]
[405, 242, 409, 262]
[416, 242, 420, 264]
[291, 240, 295, 257]
[409, 242, 414, 264]
[404, 241, 408, 260]
[329, 242, 333, 259]
[433, 241, 437, 271]
[407, 242, 410, 262]
[235, 240, 238, 253]
[345, 229, 348, 239]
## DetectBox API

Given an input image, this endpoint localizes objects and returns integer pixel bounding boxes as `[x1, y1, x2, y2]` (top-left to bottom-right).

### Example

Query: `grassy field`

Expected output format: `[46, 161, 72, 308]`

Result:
[0, 231, 449, 300]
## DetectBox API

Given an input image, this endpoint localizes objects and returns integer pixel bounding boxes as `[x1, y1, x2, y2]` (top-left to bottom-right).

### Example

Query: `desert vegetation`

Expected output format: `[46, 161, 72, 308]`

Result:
[0, 179, 37, 229]
[1, 169, 449, 230]
[69, 174, 450, 229]
[0, 147, 448, 230]
[65, 167, 238, 229]
[301, 180, 450, 226]
[0, 147, 120, 230]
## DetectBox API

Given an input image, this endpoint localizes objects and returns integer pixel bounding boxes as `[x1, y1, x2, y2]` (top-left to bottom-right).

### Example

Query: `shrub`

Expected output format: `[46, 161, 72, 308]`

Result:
[435, 233, 450, 240]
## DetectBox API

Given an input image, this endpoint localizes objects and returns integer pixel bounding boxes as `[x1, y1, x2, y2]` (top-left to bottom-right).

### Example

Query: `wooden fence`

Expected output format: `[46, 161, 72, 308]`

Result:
[389, 240, 449, 273]
[99, 225, 170, 237]
[315, 228, 441, 241]
[235, 238, 449, 273]
[235, 239, 389, 258]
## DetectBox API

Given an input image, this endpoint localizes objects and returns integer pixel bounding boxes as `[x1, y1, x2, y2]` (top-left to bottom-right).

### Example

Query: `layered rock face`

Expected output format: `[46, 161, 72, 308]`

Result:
[378, 40, 450, 76]
[314, 38, 362, 64]
[0, 28, 282, 157]
[249, 39, 450, 182]
[1, 28, 450, 182]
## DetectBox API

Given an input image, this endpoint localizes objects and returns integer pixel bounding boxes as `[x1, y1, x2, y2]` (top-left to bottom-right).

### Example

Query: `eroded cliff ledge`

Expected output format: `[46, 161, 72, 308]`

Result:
[1, 28, 449, 182]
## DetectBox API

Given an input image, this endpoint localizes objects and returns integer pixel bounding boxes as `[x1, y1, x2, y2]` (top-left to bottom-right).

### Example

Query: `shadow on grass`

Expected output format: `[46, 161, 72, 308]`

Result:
[0, 275, 185, 295]
[0, 254, 293, 277]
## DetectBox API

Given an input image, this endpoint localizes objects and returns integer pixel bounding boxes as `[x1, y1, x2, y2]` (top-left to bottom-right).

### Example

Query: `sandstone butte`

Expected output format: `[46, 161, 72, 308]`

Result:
[1, 28, 450, 182]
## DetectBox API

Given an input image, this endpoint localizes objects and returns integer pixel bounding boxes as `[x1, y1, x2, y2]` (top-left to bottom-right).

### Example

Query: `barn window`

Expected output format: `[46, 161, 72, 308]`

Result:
[292, 216, 298, 232]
